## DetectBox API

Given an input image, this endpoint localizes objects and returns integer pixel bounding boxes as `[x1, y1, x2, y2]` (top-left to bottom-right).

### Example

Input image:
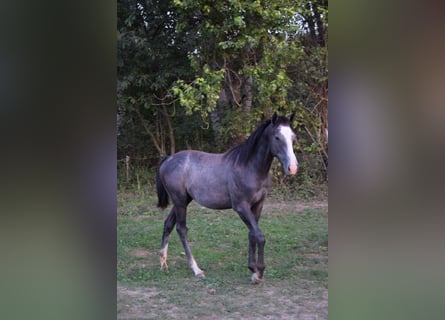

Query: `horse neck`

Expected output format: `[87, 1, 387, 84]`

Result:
[249, 136, 274, 177]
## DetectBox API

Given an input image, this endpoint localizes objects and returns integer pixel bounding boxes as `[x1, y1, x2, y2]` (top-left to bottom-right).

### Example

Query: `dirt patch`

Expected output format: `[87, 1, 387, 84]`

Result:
[118, 285, 192, 320]
[117, 282, 327, 320]
[131, 248, 152, 258]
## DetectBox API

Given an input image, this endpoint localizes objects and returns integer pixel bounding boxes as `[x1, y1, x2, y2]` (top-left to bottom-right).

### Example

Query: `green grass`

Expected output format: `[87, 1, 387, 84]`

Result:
[118, 191, 328, 319]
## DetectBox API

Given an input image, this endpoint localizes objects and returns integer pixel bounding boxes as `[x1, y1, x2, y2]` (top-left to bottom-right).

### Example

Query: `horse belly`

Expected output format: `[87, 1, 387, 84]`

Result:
[196, 198, 232, 210]
[187, 174, 232, 209]
[190, 184, 232, 209]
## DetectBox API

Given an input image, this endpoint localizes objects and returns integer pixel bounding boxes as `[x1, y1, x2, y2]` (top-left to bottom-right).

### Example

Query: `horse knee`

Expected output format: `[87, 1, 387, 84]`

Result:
[249, 230, 265, 244]
[256, 233, 265, 246]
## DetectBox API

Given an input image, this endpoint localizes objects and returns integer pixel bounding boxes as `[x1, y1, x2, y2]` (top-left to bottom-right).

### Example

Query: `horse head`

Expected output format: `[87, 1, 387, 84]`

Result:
[269, 112, 298, 175]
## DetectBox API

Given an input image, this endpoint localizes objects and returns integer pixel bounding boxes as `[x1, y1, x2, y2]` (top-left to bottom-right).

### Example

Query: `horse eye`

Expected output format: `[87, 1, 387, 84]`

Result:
[274, 136, 280, 141]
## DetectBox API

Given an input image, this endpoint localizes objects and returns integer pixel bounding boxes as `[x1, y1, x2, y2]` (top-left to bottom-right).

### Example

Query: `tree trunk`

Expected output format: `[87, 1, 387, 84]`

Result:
[161, 103, 175, 155]
[241, 74, 253, 111]
[212, 84, 231, 147]
[305, 2, 317, 45]
[312, 2, 325, 46]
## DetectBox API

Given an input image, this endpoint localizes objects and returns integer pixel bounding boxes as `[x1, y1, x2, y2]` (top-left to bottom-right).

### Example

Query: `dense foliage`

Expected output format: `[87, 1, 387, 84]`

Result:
[117, 0, 328, 192]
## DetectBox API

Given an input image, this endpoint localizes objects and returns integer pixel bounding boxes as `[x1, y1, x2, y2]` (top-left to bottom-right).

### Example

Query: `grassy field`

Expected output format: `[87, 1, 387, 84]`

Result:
[117, 191, 328, 319]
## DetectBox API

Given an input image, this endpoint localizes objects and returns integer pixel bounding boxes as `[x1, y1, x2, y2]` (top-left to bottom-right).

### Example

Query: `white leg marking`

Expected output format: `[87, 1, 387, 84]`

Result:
[190, 258, 205, 278]
[251, 272, 263, 284]
[160, 244, 168, 271]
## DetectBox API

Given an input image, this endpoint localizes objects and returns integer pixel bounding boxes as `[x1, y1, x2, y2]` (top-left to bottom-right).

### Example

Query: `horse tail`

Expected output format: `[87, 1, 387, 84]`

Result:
[156, 157, 170, 209]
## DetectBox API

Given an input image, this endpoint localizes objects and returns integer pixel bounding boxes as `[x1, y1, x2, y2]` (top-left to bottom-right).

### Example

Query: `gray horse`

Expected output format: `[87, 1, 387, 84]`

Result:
[156, 113, 298, 283]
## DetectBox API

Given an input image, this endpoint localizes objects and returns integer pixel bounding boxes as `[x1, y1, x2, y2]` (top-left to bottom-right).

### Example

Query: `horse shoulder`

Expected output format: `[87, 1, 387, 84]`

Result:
[228, 168, 270, 204]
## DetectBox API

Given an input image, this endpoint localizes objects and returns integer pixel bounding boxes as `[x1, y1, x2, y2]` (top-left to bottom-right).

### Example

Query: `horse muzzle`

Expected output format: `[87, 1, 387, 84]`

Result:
[288, 164, 298, 175]
[277, 154, 298, 175]
[281, 161, 298, 175]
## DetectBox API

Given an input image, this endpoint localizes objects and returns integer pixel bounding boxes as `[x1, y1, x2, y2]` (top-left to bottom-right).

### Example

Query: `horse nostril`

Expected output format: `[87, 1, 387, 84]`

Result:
[289, 164, 298, 175]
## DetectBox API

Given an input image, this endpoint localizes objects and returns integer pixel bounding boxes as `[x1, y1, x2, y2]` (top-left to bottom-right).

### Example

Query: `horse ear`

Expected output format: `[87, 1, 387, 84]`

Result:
[272, 112, 277, 124]
[288, 112, 295, 124]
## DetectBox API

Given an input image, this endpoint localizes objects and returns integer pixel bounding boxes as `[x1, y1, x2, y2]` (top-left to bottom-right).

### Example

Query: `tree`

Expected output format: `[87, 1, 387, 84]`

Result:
[117, 0, 328, 185]
[118, 0, 194, 160]
[172, 0, 327, 154]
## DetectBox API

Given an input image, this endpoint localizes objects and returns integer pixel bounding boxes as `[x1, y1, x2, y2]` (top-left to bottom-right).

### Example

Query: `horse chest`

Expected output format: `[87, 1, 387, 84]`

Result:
[249, 188, 266, 204]
[233, 175, 270, 204]
[252, 179, 270, 202]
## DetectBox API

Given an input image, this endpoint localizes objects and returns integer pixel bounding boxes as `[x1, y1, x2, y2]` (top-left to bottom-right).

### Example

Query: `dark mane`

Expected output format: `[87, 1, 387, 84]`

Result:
[223, 115, 292, 166]
[223, 120, 272, 165]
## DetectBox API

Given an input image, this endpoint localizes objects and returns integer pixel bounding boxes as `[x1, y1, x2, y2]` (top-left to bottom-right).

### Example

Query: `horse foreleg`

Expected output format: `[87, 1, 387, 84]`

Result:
[250, 200, 266, 284]
[249, 228, 266, 284]
[235, 202, 266, 284]
[248, 231, 257, 273]
[248, 231, 262, 284]
[255, 230, 266, 282]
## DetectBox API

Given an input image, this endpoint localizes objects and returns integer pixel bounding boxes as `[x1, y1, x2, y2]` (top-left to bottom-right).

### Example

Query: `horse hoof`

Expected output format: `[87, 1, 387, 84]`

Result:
[196, 272, 206, 279]
[251, 272, 263, 284]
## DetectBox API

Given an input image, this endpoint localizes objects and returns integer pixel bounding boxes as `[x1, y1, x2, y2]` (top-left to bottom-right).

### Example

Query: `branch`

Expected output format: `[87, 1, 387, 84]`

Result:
[304, 125, 328, 161]
[152, 93, 179, 115]
[134, 107, 164, 156]
[225, 68, 242, 108]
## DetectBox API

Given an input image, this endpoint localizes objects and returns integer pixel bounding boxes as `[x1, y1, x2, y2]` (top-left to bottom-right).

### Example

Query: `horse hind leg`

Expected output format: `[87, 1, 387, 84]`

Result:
[175, 205, 205, 278]
[160, 208, 176, 271]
